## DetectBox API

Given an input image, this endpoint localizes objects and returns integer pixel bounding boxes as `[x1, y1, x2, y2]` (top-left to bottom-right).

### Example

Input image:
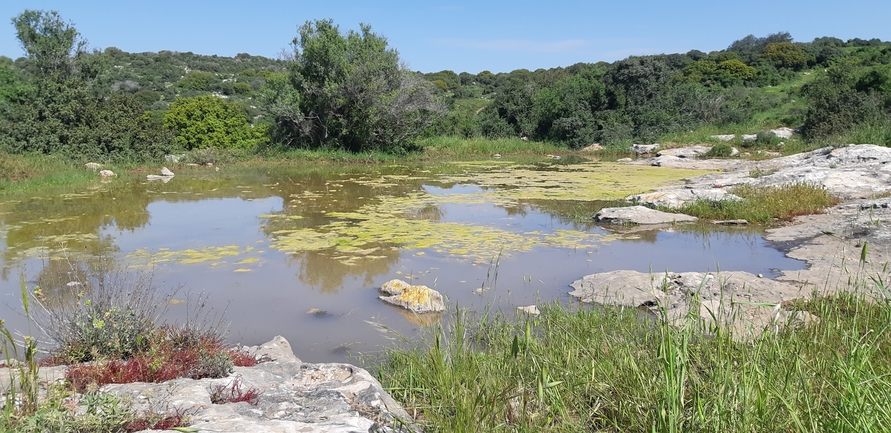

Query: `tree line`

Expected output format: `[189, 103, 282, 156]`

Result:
[1, 9, 890, 163]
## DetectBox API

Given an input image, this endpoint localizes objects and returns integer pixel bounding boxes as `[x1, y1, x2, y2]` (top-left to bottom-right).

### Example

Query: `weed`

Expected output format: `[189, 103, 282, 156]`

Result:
[209, 375, 262, 405]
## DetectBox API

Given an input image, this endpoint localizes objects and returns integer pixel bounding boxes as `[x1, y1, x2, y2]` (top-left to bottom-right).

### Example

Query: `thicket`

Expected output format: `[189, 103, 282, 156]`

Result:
[2, 9, 891, 162]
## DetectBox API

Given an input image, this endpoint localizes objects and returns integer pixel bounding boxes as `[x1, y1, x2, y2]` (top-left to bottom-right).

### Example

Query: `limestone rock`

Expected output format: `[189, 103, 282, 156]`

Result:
[98, 170, 115, 177]
[517, 305, 540, 315]
[237, 335, 300, 363]
[569, 270, 811, 337]
[84, 162, 102, 171]
[595, 206, 697, 225]
[102, 336, 414, 433]
[630, 188, 742, 209]
[160, 167, 175, 177]
[581, 143, 603, 152]
[379, 279, 446, 313]
[656, 146, 711, 158]
[710, 134, 735, 141]
[629, 143, 660, 155]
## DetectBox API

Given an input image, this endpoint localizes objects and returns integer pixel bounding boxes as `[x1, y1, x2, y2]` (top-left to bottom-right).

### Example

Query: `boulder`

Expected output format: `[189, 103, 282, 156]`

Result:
[84, 162, 102, 171]
[710, 134, 735, 141]
[629, 143, 660, 155]
[379, 279, 446, 313]
[594, 206, 697, 225]
[98, 170, 115, 177]
[656, 146, 711, 159]
[160, 167, 175, 177]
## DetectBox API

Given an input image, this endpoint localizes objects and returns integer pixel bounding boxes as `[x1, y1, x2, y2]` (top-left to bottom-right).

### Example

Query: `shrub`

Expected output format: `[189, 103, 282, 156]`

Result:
[164, 95, 269, 150]
[32, 264, 173, 363]
[705, 143, 734, 157]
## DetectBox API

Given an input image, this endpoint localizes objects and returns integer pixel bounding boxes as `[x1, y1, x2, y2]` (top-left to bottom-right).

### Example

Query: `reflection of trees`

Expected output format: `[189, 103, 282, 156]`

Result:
[289, 246, 400, 293]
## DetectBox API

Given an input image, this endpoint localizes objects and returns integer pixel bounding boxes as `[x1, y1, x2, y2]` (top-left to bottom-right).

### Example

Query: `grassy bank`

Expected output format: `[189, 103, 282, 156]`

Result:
[676, 182, 840, 223]
[376, 286, 891, 432]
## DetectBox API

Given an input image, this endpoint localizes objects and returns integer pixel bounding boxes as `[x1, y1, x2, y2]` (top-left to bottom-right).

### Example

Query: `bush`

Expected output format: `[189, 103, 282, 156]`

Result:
[705, 143, 734, 157]
[164, 95, 268, 150]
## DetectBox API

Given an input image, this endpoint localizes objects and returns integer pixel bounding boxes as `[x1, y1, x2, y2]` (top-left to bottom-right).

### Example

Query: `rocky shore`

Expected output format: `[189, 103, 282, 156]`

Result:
[574, 144, 891, 332]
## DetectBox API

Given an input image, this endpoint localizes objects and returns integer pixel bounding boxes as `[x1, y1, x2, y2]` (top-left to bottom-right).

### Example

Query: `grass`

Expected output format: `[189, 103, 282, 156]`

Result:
[376, 278, 891, 432]
[0, 152, 99, 195]
[676, 182, 841, 223]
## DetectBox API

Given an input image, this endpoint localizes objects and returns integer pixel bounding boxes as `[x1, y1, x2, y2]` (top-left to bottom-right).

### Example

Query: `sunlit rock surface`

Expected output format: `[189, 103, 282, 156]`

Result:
[594, 205, 697, 225]
[379, 279, 446, 313]
[105, 336, 415, 433]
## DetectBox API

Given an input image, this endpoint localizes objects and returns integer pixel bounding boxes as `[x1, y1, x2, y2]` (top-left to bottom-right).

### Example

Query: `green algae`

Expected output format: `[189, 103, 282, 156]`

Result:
[128, 245, 255, 265]
[441, 161, 711, 201]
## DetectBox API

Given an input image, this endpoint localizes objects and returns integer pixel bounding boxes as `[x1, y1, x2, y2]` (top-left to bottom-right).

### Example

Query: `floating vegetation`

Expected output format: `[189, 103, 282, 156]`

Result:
[441, 161, 711, 201]
[128, 245, 254, 265]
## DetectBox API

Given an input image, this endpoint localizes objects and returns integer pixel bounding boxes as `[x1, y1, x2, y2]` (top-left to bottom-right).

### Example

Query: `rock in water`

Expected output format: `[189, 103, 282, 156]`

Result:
[594, 206, 697, 225]
[160, 167, 174, 177]
[379, 279, 446, 313]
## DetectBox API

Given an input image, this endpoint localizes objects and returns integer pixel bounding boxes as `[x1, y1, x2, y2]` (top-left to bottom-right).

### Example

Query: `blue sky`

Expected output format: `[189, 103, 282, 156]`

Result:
[2, 1, 890, 73]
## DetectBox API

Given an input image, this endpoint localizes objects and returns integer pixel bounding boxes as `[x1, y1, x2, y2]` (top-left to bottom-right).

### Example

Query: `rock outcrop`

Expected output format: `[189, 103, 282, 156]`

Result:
[379, 279, 446, 314]
[103, 336, 414, 433]
[569, 270, 816, 336]
[628, 144, 891, 208]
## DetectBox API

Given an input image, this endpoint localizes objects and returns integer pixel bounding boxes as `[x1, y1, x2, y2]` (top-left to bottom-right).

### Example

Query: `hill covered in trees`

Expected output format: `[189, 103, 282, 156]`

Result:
[1, 9, 890, 162]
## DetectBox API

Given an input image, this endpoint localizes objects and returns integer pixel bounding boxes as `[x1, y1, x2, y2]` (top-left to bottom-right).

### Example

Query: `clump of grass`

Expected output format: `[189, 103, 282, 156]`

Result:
[705, 143, 734, 157]
[678, 182, 840, 223]
[378, 283, 891, 432]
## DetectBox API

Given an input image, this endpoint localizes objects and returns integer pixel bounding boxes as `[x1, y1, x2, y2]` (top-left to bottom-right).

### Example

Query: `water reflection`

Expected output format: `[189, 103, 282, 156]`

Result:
[0, 162, 807, 363]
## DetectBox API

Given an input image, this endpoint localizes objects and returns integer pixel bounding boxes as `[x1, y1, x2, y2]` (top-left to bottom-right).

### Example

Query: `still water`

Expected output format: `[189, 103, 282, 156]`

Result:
[0, 160, 804, 363]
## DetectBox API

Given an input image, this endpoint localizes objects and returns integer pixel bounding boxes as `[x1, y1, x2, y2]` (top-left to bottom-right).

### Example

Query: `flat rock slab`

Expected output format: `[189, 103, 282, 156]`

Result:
[595, 206, 697, 225]
[569, 270, 814, 336]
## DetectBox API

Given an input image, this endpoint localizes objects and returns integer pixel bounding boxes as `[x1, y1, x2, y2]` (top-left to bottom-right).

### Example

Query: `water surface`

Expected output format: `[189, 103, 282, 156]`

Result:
[0, 160, 804, 363]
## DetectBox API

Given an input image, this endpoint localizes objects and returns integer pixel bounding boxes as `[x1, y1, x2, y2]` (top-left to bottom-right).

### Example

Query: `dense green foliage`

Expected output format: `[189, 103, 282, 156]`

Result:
[262, 19, 445, 153]
[0, 10, 173, 162]
[164, 95, 268, 150]
[2, 8, 891, 162]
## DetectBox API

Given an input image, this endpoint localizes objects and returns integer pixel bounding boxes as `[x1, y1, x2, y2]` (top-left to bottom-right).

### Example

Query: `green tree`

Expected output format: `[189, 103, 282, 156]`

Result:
[12, 10, 85, 77]
[163, 95, 268, 150]
[762, 42, 808, 70]
[269, 19, 444, 152]
[1, 10, 172, 161]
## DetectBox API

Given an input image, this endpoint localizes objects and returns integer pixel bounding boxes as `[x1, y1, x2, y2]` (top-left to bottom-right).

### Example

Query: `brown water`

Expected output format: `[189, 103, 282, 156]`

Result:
[0, 160, 804, 363]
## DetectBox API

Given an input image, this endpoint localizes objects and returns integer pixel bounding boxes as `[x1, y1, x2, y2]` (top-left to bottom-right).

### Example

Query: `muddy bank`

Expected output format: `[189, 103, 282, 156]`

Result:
[572, 144, 891, 328]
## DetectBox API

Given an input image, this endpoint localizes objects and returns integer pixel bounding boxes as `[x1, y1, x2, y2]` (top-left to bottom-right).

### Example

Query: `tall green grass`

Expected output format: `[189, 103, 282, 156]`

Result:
[677, 182, 840, 223]
[377, 275, 891, 432]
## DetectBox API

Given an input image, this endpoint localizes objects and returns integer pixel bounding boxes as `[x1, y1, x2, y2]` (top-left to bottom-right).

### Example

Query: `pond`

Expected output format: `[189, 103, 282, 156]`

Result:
[0, 159, 805, 363]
